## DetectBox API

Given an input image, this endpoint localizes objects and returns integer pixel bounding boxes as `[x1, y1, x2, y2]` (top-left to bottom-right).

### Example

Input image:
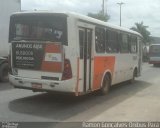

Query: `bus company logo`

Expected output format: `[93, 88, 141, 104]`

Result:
[1, 122, 18, 128]
[44, 53, 62, 62]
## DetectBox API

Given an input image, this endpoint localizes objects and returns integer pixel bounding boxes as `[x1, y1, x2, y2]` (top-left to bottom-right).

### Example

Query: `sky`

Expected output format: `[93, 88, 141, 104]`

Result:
[21, 0, 160, 37]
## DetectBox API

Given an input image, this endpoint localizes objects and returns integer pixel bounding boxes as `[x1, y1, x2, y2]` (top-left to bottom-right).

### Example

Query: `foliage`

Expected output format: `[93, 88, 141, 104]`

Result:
[88, 11, 110, 22]
[131, 22, 151, 44]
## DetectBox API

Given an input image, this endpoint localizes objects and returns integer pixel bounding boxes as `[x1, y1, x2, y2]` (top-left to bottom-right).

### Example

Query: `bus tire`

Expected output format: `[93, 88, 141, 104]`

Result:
[99, 74, 111, 95]
[0, 63, 9, 82]
[153, 64, 159, 67]
[129, 69, 137, 84]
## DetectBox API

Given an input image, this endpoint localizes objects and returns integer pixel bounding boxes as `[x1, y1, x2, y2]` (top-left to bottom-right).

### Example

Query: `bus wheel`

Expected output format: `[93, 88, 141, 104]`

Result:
[0, 63, 9, 82]
[130, 69, 136, 84]
[153, 64, 159, 67]
[99, 74, 111, 95]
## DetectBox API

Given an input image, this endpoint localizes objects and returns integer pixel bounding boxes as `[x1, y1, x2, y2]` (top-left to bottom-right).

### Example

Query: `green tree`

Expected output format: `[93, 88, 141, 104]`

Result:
[131, 22, 151, 44]
[88, 11, 110, 22]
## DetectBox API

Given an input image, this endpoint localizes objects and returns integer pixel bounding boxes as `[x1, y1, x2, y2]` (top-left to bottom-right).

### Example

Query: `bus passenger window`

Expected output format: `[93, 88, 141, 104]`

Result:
[120, 34, 129, 53]
[95, 27, 105, 53]
[130, 36, 137, 53]
[106, 30, 119, 53]
[79, 30, 85, 59]
[87, 30, 92, 59]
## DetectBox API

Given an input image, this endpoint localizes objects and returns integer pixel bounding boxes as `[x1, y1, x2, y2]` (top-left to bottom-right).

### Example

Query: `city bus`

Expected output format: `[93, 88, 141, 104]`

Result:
[9, 11, 143, 96]
[149, 44, 160, 66]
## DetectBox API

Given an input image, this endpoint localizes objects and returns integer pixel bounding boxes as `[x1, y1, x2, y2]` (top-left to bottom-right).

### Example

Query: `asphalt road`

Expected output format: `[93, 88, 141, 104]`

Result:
[0, 63, 160, 127]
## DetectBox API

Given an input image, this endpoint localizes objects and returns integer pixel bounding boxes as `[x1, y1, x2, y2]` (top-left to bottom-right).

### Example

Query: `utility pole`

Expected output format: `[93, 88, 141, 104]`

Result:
[102, 0, 108, 16]
[117, 2, 124, 26]
[102, 0, 105, 16]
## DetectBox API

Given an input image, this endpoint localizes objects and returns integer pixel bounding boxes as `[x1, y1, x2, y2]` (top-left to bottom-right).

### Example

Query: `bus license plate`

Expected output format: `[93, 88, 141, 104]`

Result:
[32, 83, 42, 89]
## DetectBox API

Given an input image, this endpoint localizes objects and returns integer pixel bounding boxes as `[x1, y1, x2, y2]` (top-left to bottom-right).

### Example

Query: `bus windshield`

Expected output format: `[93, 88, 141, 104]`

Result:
[150, 45, 160, 53]
[9, 14, 68, 44]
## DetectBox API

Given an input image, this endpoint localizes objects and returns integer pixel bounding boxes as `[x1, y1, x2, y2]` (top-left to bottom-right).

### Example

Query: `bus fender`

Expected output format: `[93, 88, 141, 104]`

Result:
[0, 57, 8, 65]
[100, 70, 112, 88]
[133, 66, 138, 77]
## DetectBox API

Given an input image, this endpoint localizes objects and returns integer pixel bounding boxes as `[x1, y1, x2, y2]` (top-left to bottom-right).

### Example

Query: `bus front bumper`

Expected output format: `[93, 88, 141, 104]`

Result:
[149, 61, 160, 64]
[149, 57, 160, 64]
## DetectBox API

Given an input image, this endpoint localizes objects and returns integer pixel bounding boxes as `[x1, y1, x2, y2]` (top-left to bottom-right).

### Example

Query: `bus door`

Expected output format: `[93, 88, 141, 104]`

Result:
[78, 27, 93, 92]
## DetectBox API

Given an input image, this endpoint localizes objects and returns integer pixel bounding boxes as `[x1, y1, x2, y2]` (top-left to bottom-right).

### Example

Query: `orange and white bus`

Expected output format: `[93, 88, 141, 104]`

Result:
[9, 11, 143, 96]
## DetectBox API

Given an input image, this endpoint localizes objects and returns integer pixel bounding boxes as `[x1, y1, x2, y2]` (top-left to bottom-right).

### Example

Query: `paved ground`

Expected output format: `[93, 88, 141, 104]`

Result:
[0, 63, 160, 125]
[0, 82, 13, 91]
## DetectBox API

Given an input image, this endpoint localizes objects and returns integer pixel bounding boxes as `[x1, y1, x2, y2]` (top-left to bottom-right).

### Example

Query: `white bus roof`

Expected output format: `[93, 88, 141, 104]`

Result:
[12, 11, 142, 37]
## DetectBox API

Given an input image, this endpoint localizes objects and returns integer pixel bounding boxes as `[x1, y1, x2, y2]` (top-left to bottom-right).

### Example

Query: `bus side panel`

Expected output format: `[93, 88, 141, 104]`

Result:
[67, 16, 80, 93]
[93, 56, 115, 90]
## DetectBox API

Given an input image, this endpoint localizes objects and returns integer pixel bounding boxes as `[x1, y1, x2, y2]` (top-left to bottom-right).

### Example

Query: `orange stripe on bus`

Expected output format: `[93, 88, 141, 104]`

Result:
[45, 43, 61, 53]
[41, 43, 63, 72]
[93, 56, 115, 90]
[75, 57, 80, 96]
[41, 62, 62, 72]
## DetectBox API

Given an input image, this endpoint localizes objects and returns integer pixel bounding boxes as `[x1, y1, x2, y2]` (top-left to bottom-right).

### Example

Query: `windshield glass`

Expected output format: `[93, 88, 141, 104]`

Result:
[9, 14, 68, 44]
[150, 45, 160, 53]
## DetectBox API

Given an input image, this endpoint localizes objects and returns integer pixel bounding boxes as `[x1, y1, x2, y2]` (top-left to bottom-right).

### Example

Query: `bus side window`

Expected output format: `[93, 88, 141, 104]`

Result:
[128, 35, 131, 53]
[120, 33, 129, 53]
[130, 36, 137, 53]
[79, 30, 85, 59]
[106, 30, 119, 53]
[95, 27, 105, 53]
[118, 33, 122, 52]
[112, 31, 119, 53]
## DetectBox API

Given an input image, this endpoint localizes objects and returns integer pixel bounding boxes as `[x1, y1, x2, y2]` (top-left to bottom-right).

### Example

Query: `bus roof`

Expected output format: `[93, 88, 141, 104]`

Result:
[12, 11, 142, 37]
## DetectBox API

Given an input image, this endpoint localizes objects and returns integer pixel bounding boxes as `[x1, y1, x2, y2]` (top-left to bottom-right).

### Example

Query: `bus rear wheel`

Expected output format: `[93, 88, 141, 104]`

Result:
[153, 64, 160, 67]
[129, 69, 137, 84]
[0, 63, 9, 82]
[99, 74, 111, 95]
